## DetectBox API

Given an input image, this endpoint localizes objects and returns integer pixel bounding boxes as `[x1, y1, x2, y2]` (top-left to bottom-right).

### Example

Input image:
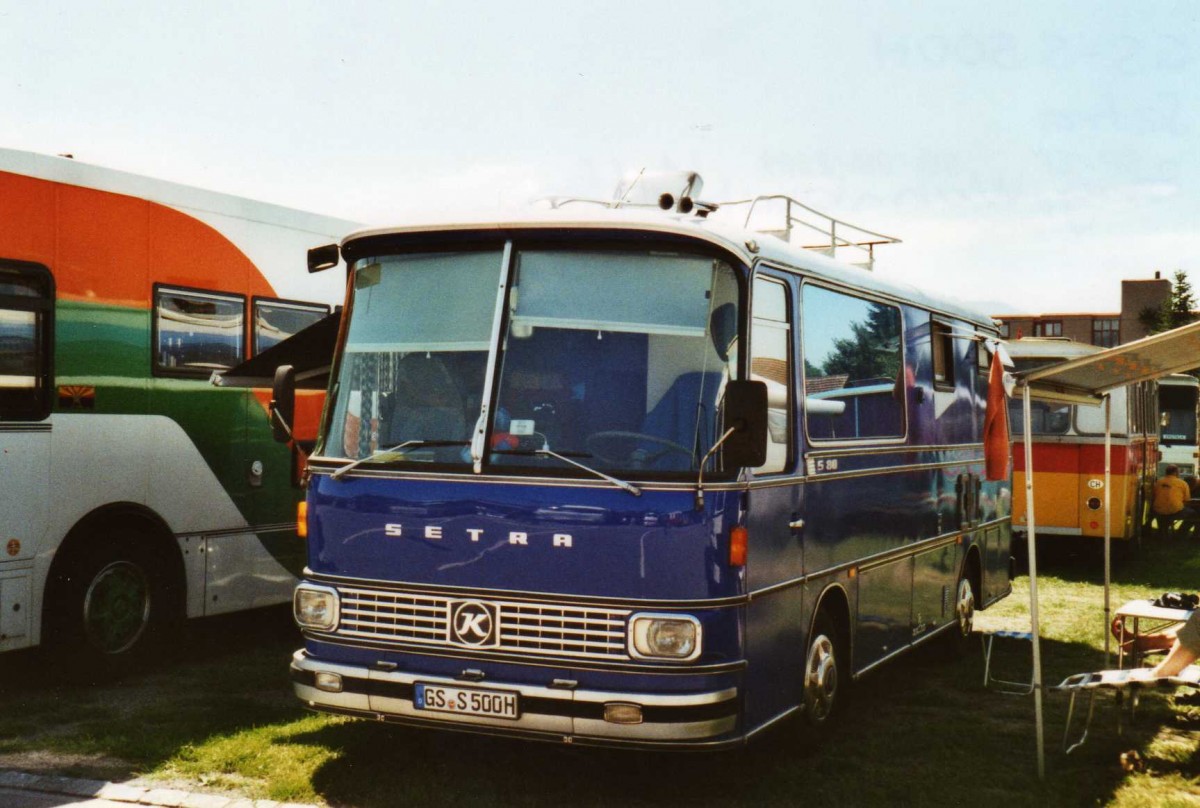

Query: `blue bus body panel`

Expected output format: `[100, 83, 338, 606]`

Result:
[306, 477, 743, 603]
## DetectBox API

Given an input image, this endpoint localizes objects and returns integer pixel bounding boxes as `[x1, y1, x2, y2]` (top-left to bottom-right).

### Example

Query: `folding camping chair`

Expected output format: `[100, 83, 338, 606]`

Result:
[1055, 666, 1200, 754]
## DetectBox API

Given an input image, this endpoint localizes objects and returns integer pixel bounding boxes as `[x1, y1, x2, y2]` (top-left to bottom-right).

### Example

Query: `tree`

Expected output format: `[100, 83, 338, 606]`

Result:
[1140, 270, 1197, 335]
[820, 303, 902, 382]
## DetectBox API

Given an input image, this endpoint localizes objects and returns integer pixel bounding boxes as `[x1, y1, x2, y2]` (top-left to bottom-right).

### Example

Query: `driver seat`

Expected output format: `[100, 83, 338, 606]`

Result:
[640, 371, 722, 469]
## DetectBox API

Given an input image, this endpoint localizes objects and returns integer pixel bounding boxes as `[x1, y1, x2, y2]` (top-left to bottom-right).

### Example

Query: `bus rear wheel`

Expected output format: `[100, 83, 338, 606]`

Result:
[944, 562, 978, 657]
[46, 531, 175, 680]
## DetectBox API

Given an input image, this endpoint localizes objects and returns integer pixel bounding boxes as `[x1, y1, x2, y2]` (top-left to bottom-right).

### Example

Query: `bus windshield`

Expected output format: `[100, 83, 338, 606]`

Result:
[1160, 383, 1199, 445]
[323, 247, 741, 476]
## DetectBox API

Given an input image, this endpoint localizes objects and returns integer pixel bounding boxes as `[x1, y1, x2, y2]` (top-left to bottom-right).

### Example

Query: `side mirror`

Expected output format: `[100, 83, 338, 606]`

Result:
[308, 244, 339, 274]
[271, 365, 296, 443]
[721, 380, 768, 468]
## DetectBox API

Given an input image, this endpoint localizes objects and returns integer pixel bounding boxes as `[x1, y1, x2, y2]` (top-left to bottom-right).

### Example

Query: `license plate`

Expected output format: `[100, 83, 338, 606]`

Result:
[414, 683, 520, 720]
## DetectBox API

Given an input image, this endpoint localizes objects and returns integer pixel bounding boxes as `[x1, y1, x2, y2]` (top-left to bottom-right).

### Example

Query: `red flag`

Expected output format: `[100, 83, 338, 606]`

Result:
[984, 348, 1010, 481]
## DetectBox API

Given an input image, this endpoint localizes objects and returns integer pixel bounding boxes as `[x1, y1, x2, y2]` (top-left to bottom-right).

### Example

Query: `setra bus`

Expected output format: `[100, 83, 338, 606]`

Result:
[0, 148, 356, 674]
[280, 174, 1013, 747]
[1158, 374, 1199, 477]
[1007, 338, 1158, 543]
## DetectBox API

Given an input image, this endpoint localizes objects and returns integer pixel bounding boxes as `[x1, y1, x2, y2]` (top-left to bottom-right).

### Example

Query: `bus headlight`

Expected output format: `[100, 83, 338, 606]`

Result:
[628, 614, 701, 661]
[294, 585, 340, 631]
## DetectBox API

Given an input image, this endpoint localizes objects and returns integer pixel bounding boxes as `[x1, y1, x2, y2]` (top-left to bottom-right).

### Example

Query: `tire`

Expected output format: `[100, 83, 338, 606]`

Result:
[945, 563, 977, 657]
[45, 529, 176, 681]
[800, 610, 846, 735]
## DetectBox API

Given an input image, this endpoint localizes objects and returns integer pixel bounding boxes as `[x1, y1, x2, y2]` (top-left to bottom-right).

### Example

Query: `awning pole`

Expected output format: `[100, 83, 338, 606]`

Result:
[1023, 385, 1045, 779]
[1104, 394, 1112, 667]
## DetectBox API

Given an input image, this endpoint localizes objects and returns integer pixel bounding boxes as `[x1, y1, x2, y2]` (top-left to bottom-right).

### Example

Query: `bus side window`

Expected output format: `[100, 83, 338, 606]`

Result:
[802, 284, 905, 441]
[153, 285, 245, 375]
[750, 276, 791, 474]
[0, 260, 53, 422]
[252, 297, 330, 356]
[931, 320, 955, 390]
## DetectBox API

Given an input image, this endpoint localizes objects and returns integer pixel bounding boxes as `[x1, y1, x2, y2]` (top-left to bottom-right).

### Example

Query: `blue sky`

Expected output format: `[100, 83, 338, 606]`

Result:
[2, 1, 1196, 314]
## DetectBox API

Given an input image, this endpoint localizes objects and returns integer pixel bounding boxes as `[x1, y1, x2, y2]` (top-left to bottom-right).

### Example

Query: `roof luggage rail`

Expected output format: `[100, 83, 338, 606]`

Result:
[714, 195, 900, 271]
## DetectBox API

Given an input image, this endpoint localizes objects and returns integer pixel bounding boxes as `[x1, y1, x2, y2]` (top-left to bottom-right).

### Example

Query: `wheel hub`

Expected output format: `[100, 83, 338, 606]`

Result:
[805, 634, 838, 721]
[83, 560, 151, 654]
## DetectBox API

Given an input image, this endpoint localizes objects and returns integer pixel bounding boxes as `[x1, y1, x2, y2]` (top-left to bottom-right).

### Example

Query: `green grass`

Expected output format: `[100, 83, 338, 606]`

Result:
[3, 538, 1200, 806]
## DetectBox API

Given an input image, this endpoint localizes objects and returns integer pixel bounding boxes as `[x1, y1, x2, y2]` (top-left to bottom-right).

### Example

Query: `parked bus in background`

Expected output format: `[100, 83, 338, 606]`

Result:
[1158, 374, 1199, 478]
[0, 149, 356, 675]
[281, 172, 1013, 747]
[1007, 338, 1158, 544]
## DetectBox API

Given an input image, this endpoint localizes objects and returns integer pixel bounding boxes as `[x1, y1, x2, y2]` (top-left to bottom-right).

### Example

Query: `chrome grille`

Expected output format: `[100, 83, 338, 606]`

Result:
[335, 586, 632, 661]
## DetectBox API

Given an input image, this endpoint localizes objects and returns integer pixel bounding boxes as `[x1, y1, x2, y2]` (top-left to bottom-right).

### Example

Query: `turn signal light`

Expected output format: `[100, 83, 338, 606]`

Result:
[297, 501, 308, 539]
[730, 526, 748, 567]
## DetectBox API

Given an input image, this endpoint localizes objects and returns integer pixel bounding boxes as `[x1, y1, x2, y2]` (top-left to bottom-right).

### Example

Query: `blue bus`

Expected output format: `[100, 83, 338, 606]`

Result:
[278, 185, 1012, 747]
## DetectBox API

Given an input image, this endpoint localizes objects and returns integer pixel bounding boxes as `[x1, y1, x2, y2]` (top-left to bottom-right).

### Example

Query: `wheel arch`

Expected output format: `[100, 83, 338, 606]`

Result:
[809, 581, 852, 671]
[43, 502, 186, 622]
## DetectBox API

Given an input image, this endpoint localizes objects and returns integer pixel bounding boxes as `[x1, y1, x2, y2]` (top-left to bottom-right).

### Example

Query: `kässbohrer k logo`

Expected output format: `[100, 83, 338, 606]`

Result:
[448, 599, 498, 647]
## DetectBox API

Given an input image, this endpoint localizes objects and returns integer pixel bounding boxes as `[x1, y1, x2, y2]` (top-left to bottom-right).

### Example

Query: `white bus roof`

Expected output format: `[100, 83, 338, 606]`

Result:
[340, 205, 999, 332]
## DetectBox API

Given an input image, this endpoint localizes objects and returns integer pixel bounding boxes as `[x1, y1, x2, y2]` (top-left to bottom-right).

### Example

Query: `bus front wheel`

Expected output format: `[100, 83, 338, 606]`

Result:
[46, 530, 175, 680]
[801, 610, 845, 733]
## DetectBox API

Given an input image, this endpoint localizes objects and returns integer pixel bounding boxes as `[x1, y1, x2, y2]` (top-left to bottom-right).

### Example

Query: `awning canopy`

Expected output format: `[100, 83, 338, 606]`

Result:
[214, 310, 341, 389]
[1017, 320, 1200, 405]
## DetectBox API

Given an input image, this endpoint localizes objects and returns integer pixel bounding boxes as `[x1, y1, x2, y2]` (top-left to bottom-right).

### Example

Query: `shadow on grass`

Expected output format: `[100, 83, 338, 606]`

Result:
[282, 636, 1180, 808]
[0, 604, 304, 781]
[1018, 533, 1200, 593]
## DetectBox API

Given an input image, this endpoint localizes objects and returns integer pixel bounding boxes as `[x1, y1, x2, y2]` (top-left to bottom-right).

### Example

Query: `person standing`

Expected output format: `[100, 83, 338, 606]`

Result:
[1153, 465, 1197, 536]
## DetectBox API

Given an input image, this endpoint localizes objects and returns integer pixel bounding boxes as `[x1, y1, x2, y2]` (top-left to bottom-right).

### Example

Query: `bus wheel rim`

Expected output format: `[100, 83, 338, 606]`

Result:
[83, 561, 151, 654]
[805, 634, 838, 721]
[956, 578, 975, 638]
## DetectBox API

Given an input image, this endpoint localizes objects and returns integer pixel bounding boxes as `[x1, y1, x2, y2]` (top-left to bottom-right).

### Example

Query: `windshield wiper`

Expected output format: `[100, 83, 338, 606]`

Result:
[530, 448, 641, 497]
[330, 440, 467, 481]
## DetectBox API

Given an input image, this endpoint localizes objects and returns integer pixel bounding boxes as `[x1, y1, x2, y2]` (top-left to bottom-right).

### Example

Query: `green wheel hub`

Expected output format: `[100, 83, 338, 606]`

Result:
[83, 560, 151, 654]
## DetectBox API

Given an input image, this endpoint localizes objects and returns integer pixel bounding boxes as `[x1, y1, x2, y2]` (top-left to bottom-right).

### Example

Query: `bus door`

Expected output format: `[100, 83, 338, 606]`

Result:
[742, 272, 805, 728]
[0, 260, 54, 649]
[799, 285, 910, 673]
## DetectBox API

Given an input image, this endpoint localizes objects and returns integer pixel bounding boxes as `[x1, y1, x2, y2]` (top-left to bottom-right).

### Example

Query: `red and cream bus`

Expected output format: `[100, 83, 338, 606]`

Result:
[1009, 338, 1158, 542]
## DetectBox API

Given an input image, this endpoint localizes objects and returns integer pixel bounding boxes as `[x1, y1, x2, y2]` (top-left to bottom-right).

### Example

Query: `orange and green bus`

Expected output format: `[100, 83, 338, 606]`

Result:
[0, 148, 356, 675]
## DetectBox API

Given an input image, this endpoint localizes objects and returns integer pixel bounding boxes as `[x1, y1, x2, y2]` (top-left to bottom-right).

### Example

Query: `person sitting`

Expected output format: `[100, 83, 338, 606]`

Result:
[1153, 465, 1197, 537]
[1150, 609, 1200, 678]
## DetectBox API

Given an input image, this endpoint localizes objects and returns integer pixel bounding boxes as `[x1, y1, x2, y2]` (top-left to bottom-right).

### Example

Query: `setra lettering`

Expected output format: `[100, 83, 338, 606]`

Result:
[382, 523, 573, 548]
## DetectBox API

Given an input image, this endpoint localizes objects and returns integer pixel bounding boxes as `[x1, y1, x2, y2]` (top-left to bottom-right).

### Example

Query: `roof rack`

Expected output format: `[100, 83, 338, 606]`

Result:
[714, 195, 900, 271]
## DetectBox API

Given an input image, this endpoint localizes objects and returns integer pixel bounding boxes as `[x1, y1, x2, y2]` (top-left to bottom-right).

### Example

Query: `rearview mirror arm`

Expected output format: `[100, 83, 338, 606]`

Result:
[695, 425, 738, 511]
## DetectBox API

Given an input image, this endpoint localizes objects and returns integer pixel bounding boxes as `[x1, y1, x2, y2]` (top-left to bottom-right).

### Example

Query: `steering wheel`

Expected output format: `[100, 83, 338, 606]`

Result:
[585, 431, 694, 467]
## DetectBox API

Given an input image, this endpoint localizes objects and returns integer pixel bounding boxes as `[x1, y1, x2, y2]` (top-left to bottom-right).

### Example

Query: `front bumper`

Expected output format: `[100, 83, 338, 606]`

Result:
[290, 649, 741, 748]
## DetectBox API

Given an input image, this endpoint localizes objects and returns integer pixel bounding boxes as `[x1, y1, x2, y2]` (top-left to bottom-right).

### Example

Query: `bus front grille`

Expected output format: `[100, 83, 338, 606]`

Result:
[334, 586, 632, 661]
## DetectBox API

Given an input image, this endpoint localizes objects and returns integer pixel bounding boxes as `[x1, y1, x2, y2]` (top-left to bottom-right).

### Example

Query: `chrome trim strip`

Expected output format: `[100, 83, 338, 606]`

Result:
[174, 522, 297, 541]
[743, 705, 802, 740]
[572, 716, 737, 740]
[857, 533, 963, 574]
[306, 460, 730, 492]
[303, 633, 748, 675]
[806, 458, 987, 484]
[0, 423, 51, 432]
[804, 443, 984, 459]
[303, 570, 748, 610]
[571, 686, 737, 707]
